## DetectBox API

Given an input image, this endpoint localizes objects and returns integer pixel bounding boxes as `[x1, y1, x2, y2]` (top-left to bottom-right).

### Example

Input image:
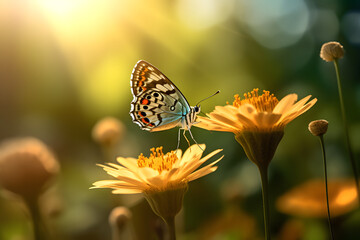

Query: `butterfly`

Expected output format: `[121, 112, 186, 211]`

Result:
[130, 60, 219, 149]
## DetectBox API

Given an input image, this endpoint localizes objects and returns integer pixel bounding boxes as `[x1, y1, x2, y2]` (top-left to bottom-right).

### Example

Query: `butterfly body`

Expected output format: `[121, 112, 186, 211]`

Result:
[130, 60, 201, 133]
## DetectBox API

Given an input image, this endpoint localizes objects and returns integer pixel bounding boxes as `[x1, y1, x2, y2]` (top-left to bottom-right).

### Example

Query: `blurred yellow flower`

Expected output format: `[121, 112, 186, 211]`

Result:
[276, 179, 359, 218]
[92, 144, 223, 194]
[196, 88, 317, 133]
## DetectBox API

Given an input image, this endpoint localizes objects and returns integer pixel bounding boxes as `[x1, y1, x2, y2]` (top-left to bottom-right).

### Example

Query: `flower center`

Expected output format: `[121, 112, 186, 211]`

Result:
[137, 147, 178, 174]
[230, 88, 279, 112]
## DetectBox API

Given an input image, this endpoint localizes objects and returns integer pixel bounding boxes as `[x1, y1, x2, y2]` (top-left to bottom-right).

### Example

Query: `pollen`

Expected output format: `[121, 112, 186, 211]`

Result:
[137, 147, 178, 174]
[232, 88, 279, 112]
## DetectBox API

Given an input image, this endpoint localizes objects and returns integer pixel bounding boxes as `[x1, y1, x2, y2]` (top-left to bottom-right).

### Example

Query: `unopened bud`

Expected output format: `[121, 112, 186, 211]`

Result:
[0, 138, 60, 199]
[109, 207, 132, 231]
[308, 120, 328, 136]
[92, 117, 125, 147]
[320, 41, 344, 62]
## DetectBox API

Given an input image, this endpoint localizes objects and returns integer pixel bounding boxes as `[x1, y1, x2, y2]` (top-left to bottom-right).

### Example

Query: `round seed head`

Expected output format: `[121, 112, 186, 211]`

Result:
[320, 41, 344, 62]
[308, 120, 328, 136]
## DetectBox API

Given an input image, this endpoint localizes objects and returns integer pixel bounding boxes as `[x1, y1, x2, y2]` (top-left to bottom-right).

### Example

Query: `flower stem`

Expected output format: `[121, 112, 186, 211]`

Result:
[24, 197, 46, 240]
[319, 135, 335, 240]
[259, 166, 271, 240]
[164, 216, 176, 240]
[333, 60, 360, 204]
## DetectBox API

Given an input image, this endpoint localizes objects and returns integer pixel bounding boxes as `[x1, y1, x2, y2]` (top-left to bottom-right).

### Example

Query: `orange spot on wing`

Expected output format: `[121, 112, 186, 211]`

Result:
[141, 118, 151, 125]
[140, 68, 148, 75]
[141, 99, 150, 105]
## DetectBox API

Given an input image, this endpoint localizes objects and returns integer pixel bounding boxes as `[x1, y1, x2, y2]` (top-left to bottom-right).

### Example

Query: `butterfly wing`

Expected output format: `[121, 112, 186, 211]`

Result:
[130, 60, 191, 132]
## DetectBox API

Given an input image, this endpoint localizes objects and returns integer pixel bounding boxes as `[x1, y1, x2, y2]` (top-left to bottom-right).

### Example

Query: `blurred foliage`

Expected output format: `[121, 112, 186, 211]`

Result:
[0, 0, 359, 239]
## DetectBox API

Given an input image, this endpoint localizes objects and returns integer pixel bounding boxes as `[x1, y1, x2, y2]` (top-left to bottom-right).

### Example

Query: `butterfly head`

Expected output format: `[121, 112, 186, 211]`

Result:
[188, 105, 201, 128]
[193, 105, 201, 114]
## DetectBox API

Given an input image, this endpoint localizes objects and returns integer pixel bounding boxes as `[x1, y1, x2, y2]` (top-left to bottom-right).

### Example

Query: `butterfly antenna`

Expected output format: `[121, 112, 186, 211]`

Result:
[196, 90, 220, 106]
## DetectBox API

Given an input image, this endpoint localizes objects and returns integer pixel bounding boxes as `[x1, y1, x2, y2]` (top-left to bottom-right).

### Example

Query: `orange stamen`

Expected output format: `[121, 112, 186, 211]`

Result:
[137, 147, 178, 174]
[231, 88, 279, 112]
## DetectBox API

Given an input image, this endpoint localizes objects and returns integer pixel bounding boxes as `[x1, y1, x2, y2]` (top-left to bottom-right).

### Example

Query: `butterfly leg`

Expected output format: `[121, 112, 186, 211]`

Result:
[188, 128, 204, 151]
[176, 128, 182, 151]
[183, 129, 191, 149]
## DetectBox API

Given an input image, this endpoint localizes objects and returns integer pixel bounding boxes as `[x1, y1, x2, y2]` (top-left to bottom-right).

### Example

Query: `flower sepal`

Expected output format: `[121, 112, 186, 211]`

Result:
[235, 130, 284, 169]
[144, 182, 188, 221]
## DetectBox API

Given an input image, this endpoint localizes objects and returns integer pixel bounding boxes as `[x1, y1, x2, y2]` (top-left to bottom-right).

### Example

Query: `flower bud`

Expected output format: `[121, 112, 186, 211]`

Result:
[109, 207, 132, 233]
[0, 138, 60, 199]
[92, 117, 125, 147]
[308, 120, 328, 136]
[320, 41, 344, 62]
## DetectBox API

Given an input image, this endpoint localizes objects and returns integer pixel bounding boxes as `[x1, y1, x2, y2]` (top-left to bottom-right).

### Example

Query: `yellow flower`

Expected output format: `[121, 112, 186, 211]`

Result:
[92, 144, 223, 221]
[196, 88, 317, 133]
[93, 144, 222, 193]
[196, 88, 317, 169]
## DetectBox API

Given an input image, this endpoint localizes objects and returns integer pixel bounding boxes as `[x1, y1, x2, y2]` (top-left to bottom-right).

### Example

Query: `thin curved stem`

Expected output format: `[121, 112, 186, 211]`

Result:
[333, 60, 360, 205]
[259, 166, 271, 240]
[164, 216, 176, 240]
[319, 135, 335, 240]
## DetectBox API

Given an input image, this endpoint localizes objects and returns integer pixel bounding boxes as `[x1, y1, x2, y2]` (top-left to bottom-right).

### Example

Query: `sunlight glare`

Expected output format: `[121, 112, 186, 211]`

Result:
[36, 0, 85, 18]
[177, 0, 234, 30]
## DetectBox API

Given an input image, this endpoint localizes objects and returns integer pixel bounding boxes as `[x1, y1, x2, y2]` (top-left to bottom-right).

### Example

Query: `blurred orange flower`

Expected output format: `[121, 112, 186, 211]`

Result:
[276, 179, 359, 218]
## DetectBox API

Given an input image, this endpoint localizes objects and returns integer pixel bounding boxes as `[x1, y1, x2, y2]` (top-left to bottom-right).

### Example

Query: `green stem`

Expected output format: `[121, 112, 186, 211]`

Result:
[333, 60, 360, 204]
[24, 197, 46, 240]
[259, 166, 271, 240]
[319, 135, 335, 240]
[164, 216, 176, 240]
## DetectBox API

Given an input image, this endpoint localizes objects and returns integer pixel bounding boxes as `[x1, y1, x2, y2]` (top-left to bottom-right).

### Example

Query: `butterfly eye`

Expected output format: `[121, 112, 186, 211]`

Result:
[194, 106, 200, 113]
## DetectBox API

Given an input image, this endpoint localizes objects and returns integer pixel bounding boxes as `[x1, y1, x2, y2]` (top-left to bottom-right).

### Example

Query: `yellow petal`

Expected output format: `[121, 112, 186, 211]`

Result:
[196, 116, 238, 132]
[177, 150, 223, 180]
[253, 112, 282, 128]
[273, 94, 298, 114]
[112, 188, 143, 194]
[186, 156, 223, 181]
[187, 166, 218, 182]
[180, 144, 205, 165]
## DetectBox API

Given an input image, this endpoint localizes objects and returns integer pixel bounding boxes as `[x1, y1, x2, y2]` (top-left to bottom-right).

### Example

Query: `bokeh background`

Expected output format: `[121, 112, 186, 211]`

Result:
[0, 0, 360, 239]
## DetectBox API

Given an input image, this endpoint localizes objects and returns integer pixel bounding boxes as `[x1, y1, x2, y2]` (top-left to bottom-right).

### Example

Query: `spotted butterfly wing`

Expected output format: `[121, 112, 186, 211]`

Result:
[130, 60, 191, 132]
